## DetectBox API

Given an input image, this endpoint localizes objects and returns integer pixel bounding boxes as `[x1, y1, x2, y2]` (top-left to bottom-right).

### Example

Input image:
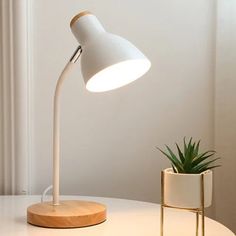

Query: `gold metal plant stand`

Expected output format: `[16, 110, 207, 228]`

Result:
[160, 171, 205, 236]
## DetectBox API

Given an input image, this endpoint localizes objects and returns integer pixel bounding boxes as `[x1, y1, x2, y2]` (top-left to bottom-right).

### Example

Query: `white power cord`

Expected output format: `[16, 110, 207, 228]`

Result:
[41, 185, 53, 203]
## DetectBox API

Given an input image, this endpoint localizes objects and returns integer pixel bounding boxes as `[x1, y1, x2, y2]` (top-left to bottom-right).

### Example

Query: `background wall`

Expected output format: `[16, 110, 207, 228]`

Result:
[214, 0, 236, 232]
[30, 0, 215, 205]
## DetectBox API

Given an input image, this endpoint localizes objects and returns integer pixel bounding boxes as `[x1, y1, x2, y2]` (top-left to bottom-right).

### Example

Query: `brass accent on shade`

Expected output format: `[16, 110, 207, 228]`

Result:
[70, 11, 92, 27]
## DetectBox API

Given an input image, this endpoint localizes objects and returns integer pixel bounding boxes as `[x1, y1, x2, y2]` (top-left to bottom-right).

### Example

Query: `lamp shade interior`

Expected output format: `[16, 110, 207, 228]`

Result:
[86, 58, 151, 92]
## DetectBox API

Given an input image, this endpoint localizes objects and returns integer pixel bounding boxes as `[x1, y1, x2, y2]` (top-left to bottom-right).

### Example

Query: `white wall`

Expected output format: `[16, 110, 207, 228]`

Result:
[214, 0, 236, 232]
[30, 0, 215, 206]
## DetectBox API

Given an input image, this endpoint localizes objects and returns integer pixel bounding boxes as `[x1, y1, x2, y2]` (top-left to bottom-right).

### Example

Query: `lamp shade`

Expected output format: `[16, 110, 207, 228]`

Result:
[70, 11, 151, 92]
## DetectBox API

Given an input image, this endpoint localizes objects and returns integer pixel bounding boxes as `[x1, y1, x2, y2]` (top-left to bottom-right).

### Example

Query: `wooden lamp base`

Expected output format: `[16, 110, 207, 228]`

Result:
[27, 200, 106, 228]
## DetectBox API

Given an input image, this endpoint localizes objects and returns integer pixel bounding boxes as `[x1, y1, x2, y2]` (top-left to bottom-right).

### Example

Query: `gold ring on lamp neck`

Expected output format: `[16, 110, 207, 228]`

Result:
[70, 11, 92, 27]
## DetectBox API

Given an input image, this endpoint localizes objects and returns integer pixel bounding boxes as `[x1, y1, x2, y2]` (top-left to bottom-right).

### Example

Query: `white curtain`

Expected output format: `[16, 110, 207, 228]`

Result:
[0, 0, 31, 195]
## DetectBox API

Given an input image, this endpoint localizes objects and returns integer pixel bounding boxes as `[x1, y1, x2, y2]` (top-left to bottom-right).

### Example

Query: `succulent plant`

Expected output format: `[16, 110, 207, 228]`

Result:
[157, 138, 220, 174]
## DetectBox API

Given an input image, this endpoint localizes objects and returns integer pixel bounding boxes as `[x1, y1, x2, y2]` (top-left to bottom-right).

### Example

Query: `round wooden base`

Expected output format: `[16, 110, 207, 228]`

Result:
[27, 200, 106, 228]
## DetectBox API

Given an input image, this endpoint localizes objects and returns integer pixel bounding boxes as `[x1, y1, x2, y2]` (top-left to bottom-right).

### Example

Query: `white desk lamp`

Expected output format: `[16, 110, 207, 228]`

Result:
[27, 11, 151, 228]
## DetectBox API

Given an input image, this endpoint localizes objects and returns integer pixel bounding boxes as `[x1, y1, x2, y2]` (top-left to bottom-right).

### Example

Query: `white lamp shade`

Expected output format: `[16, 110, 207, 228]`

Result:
[71, 12, 151, 92]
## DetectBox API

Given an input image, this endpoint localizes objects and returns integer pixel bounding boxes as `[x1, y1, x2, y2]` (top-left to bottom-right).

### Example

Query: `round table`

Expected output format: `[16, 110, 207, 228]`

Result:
[0, 195, 234, 236]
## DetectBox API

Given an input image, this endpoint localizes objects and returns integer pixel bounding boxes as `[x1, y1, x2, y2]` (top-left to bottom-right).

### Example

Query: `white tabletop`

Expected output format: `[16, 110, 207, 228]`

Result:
[0, 195, 234, 236]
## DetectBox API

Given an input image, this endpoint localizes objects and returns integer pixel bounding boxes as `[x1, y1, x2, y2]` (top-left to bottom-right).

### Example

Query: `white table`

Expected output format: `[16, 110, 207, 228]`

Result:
[0, 195, 234, 236]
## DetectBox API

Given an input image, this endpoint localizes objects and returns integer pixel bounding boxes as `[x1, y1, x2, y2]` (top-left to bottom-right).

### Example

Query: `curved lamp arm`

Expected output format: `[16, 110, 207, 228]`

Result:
[53, 46, 82, 205]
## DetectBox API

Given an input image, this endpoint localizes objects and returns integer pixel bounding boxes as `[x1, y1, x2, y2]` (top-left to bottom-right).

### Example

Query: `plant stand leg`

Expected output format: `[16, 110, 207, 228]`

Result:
[201, 174, 205, 236]
[196, 212, 199, 236]
[201, 210, 205, 236]
[160, 205, 164, 236]
[160, 171, 164, 236]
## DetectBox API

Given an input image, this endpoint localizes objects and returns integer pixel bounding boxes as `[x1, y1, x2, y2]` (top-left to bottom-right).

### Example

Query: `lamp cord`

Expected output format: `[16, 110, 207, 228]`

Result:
[41, 185, 53, 203]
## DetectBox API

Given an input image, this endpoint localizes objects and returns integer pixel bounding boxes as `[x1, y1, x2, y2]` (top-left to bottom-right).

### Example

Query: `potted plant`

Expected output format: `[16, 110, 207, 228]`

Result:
[157, 138, 220, 209]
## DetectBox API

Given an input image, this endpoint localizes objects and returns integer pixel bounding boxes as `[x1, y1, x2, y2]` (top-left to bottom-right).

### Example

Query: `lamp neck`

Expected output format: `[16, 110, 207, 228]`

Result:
[52, 46, 82, 205]
[70, 45, 82, 63]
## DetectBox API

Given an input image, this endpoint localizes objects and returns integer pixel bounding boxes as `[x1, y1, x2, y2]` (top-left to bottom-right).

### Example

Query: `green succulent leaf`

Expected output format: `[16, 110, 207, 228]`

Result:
[156, 147, 183, 172]
[203, 165, 221, 170]
[171, 164, 177, 173]
[183, 137, 188, 156]
[193, 140, 201, 157]
[165, 145, 183, 165]
[156, 147, 183, 173]
[176, 143, 185, 164]
[192, 152, 216, 166]
[157, 138, 220, 174]
[191, 158, 221, 173]
[183, 140, 196, 172]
